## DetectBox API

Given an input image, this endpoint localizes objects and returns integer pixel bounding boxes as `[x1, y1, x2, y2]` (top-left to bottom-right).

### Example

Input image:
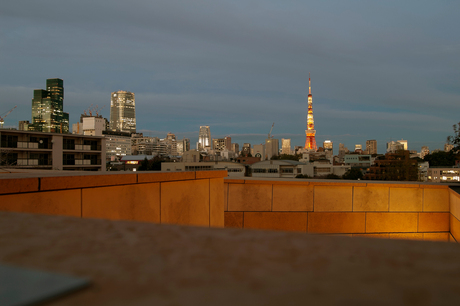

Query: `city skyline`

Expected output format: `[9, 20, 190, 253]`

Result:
[1, 1, 459, 154]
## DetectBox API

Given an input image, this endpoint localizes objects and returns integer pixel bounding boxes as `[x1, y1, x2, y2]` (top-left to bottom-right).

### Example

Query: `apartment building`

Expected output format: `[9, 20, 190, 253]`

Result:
[0, 129, 105, 171]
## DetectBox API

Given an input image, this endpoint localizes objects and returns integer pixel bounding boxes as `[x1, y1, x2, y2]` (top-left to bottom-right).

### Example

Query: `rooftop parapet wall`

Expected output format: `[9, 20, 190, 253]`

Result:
[224, 178, 456, 242]
[0, 171, 227, 227]
[1, 172, 458, 242]
[449, 188, 460, 242]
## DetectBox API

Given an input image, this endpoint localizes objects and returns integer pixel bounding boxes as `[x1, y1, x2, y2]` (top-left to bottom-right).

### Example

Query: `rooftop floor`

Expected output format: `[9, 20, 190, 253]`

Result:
[1, 212, 460, 305]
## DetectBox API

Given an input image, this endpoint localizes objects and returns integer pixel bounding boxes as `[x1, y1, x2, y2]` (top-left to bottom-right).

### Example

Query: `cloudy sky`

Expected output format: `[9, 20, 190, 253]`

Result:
[1, 0, 459, 154]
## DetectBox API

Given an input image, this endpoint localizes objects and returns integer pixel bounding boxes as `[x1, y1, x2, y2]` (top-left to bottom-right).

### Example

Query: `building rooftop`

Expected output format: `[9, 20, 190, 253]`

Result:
[1, 170, 460, 304]
[1, 211, 460, 305]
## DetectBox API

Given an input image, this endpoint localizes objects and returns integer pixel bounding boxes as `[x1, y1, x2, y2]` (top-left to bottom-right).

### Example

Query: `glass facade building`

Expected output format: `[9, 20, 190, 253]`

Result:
[109, 91, 136, 133]
[30, 78, 69, 133]
[197, 126, 211, 151]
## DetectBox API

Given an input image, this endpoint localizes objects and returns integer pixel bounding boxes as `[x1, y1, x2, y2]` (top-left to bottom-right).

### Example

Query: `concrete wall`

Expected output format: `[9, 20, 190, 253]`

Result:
[449, 188, 460, 242]
[224, 178, 455, 242]
[1, 172, 457, 242]
[0, 171, 226, 227]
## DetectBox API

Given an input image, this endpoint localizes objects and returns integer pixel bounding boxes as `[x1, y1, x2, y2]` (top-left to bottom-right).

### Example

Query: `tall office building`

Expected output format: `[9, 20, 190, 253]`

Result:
[253, 144, 265, 159]
[304, 73, 317, 151]
[224, 136, 231, 151]
[365, 140, 377, 155]
[398, 139, 408, 150]
[176, 138, 190, 155]
[387, 141, 404, 153]
[265, 138, 279, 160]
[212, 136, 231, 151]
[164, 132, 178, 156]
[30, 78, 69, 133]
[339, 143, 348, 153]
[232, 143, 240, 155]
[281, 138, 291, 155]
[109, 91, 136, 133]
[323, 140, 333, 158]
[197, 126, 211, 151]
[338, 143, 349, 163]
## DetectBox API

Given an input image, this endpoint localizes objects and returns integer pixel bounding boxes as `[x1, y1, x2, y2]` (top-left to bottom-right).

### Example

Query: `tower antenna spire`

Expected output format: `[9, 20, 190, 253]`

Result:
[309, 72, 311, 95]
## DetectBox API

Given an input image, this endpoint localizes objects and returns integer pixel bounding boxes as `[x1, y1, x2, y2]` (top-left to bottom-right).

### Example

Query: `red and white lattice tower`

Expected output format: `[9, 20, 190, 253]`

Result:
[304, 73, 317, 151]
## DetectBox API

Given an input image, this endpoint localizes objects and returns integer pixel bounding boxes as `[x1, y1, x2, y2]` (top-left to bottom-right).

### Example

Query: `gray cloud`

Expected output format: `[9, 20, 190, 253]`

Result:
[1, 0, 459, 153]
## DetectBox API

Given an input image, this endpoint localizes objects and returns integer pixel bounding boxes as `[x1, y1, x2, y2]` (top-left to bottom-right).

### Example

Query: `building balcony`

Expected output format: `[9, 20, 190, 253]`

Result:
[17, 141, 53, 150]
[0, 171, 459, 304]
[16, 158, 52, 167]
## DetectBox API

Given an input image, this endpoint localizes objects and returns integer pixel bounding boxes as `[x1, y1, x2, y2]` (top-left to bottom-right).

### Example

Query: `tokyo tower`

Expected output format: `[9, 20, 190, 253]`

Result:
[304, 73, 317, 151]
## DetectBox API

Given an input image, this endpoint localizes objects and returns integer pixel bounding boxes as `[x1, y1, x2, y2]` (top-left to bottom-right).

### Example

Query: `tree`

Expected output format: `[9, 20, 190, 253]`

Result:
[0, 148, 17, 171]
[271, 154, 301, 161]
[138, 157, 149, 171]
[447, 122, 460, 152]
[295, 174, 309, 179]
[343, 168, 363, 180]
[424, 151, 456, 167]
[325, 173, 341, 179]
[149, 156, 164, 171]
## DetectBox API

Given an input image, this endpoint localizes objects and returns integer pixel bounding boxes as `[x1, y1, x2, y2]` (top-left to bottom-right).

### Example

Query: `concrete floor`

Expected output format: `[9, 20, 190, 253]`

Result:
[1, 212, 460, 305]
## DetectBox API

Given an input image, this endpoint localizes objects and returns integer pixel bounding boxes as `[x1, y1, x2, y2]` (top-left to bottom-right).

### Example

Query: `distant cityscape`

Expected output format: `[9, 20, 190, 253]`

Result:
[1, 77, 458, 183]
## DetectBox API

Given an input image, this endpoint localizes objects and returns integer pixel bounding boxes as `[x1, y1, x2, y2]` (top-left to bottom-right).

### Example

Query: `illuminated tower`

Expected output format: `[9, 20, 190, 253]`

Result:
[304, 73, 317, 151]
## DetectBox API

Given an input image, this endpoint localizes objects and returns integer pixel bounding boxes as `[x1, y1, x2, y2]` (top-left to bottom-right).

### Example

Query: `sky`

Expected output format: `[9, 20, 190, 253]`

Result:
[1, 0, 459, 155]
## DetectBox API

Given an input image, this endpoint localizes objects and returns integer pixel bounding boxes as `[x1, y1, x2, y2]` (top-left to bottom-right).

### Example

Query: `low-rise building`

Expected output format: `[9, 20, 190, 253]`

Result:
[161, 161, 244, 177]
[301, 161, 350, 178]
[0, 129, 105, 171]
[343, 154, 374, 168]
[114, 155, 157, 171]
[104, 131, 132, 161]
[250, 160, 304, 178]
[427, 167, 460, 183]
[235, 156, 261, 165]
[364, 150, 418, 181]
[418, 161, 429, 181]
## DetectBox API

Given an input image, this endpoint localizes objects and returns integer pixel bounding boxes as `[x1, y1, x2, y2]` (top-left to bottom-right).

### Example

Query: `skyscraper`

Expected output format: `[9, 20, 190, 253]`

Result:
[304, 73, 317, 151]
[323, 140, 333, 158]
[232, 143, 240, 155]
[281, 138, 291, 155]
[212, 136, 231, 152]
[30, 78, 69, 133]
[365, 140, 377, 155]
[109, 91, 136, 133]
[387, 141, 404, 153]
[265, 138, 279, 160]
[197, 126, 211, 151]
[398, 139, 408, 150]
